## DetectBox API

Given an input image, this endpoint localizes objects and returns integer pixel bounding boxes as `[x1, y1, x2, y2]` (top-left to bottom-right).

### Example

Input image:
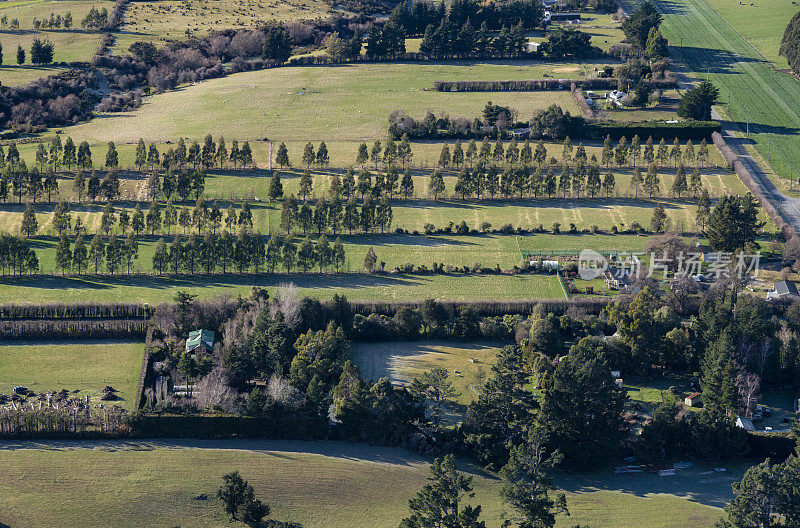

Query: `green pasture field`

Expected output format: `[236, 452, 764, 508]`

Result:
[0, 271, 565, 304]
[351, 340, 502, 406]
[657, 0, 800, 185]
[0, 191, 760, 242]
[705, 0, 799, 68]
[115, 0, 332, 52]
[0, 440, 732, 528]
[516, 233, 653, 254]
[0, 340, 142, 410]
[56, 61, 591, 144]
[0, 64, 68, 86]
[211, 163, 739, 201]
[23, 233, 528, 273]
[0, 161, 775, 241]
[0, 0, 115, 87]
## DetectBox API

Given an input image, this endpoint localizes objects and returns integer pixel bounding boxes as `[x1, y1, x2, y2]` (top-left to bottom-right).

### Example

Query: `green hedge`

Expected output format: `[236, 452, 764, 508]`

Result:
[135, 413, 328, 439]
[747, 431, 797, 460]
[587, 120, 721, 141]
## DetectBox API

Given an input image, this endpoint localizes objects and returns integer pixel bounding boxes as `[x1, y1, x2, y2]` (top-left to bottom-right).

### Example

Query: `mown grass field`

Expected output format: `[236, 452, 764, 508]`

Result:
[0, 440, 730, 528]
[115, 0, 331, 52]
[0, 64, 68, 86]
[705, 0, 800, 68]
[0, 272, 565, 304]
[58, 61, 589, 143]
[657, 0, 800, 183]
[351, 341, 502, 405]
[0, 340, 142, 410]
[22, 233, 529, 273]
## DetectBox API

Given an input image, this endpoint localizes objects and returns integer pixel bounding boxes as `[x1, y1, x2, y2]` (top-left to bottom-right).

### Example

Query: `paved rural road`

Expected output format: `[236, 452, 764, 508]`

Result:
[670, 57, 800, 235]
[710, 109, 800, 233]
[619, 0, 800, 234]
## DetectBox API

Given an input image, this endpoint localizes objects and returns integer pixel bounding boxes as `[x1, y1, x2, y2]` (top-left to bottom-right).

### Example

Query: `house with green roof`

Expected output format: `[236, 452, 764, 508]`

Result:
[186, 329, 215, 354]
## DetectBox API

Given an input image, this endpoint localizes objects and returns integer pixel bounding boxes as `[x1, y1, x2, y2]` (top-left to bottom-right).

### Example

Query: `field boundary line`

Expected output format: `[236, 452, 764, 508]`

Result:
[557, 271, 570, 301]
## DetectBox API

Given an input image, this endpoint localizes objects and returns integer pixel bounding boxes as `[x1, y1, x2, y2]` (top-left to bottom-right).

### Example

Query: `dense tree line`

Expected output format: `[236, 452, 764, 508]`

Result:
[389, 104, 584, 140]
[780, 11, 800, 75]
[0, 233, 39, 274]
[30, 11, 74, 30]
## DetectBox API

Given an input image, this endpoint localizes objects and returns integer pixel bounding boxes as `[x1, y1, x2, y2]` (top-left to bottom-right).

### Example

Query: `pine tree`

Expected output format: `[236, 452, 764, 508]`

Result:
[644, 163, 660, 197]
[650, 202, 668, 233]
[671, 162, 687, 198]
[428, 170, 445, 200]
[630, 167, 644, 198]
[452, 140, 465, 168]
[88, 234, 104, 273]
[689, 166, 702, 198]
[152, 237, 169, 273]
[239, 141, 253, 169]
[105, 141, 118, 168]
[20, 203, 38, 237]
[316, 141, 330, 167]
[299, 171, 313, 201]
[586, 164, 601, 198]
[268, 172, 283, 200]
[601, 134, 613, 167]
[656, 138, 668, 167]
[105, 233, 123, 274]
[602, 169, 616, 197]
[363, 247, 377, 273]
[696, 189, 711, 231]
[669, 138, 682, 167]
[540, 338, 626, 469]
[135, 138, 146, 172]
[275, 142, 290, 169]
[370, 140, 382, 170]
[355, 142, 369, 168]
[72, 234, 88, 274]
[438, 143, 451, 168]
[55, 234, 72, 274]
[342, 167, 355, 198]
[700, 329, 739, 415]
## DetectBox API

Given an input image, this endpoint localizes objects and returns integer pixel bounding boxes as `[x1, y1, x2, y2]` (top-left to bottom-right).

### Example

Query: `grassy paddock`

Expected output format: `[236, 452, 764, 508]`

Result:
[351, 340, 502, 405]
[705, 0, 799, 68]
[21, 233, 528, 273]
[658, 0, 800, 185]
[0, 340, 142, 409]
[0, 0, 115, 86]
[0, 440, 731, 528]
[58, 61, 588, 143]
[0, 271, 565, 304]
[115, 0, 331, 52]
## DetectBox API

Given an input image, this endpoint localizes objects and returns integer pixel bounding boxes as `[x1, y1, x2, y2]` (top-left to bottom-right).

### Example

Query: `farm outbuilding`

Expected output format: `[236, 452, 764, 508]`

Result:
[768, 280, 799, 300]
[735, 416, 755, 431]
[684, 392, 702, 407]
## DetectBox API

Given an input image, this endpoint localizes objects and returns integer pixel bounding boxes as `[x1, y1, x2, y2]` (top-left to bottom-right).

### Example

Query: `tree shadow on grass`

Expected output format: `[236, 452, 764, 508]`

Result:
[554, 458, 754, 509]
[339, 233, 487, 248]
[401, 197, 682, 213]
[674, 45, 765, 73]
[0, 272, 427, 293]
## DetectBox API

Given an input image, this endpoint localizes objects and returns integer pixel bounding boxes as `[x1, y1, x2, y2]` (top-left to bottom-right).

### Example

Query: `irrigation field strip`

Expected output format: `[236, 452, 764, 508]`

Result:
[656, 0, 800, 181]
